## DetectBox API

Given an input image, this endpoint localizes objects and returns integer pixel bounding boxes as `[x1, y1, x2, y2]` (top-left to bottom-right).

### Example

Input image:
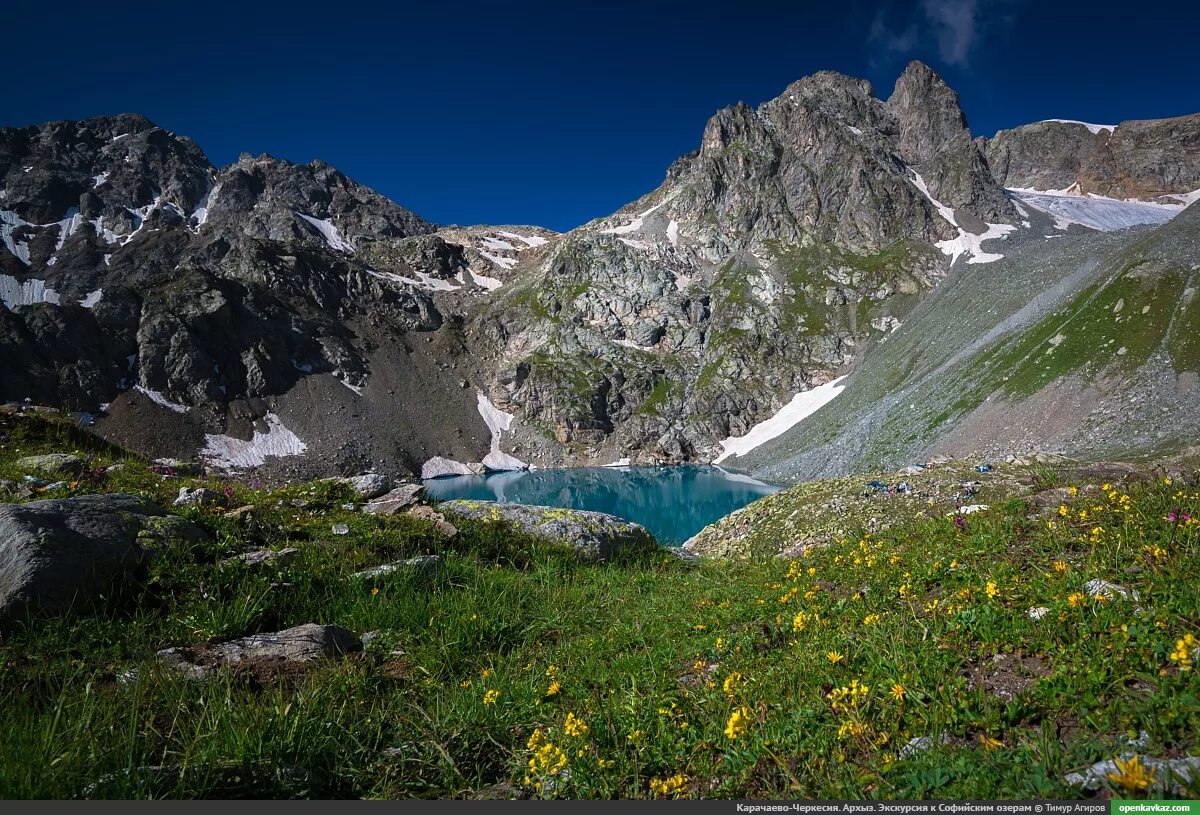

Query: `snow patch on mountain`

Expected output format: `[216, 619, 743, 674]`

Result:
[478, 392, 528, 471]
[368, 268, 460, 293]
[498, 230, 548, 248]
[1010, 187, 1188, 231]
[296, 213, 354, 253]
[135, 385, 191, 413]
[0, 274, 60, 309]
[468, 268, 504, 291]
[200, 413, 308, 468]
[909, 172, 1015, 264]
[1, 210, 33, 264]
[480, 236, 517, 252]
[480, 251, 517, 270]
[714, 377, 847, 464]
[1041, 119, 1117, 135]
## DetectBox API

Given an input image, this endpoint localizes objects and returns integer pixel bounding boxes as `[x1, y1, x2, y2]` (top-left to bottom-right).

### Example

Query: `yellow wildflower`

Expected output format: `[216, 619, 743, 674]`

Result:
[977, 733, 1003, 751]
[480, 667, 493, 679]
[837, 720, 868, 739]
[1169, 634, 1197, 670]
[649, 773, 688, 798]
[724, 706, 752, 740]
[1058, 505, 1069, 517]
[889, 683, 906, 701]
[546, 681, 562, 696]
[863, 614, 880, 626]
[370, 587, 380, 596]
[1068, 592, 1087, 607]
[722, 671, 742, 698]
[985, 581, 999, 599]
[1107, 754, 1156, 792]
[826, 651, 844, 664]
[1052, 560, 1069, 574]
[792, 611, 809, 632]
[482, 689, 500, 706]
[545, 664, 558, 677]
[563, 712, 589, 737]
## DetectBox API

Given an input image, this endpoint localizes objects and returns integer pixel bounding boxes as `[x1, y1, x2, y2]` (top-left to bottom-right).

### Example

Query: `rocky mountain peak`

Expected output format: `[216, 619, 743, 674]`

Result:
[886, 61, 968, 165]
[885, 61, 1017, 224]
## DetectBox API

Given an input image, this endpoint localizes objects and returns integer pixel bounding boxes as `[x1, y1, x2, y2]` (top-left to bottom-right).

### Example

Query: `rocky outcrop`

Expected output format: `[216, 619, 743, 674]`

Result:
[361, 484, 424, 515]
[886, 61, 1017, 224]
[437, 499, 657, 559]
[156, 623, 361, 679]
[986, 113, 1200, 199]
[0, 493, 204, 615]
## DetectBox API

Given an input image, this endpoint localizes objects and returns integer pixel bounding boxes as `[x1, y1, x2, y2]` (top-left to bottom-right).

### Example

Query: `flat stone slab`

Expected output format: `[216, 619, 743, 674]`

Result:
[220, 548, 300, 568]
[353, 555, 442, 580]
[157, 623, 361, 678]
[437, 499, 658, 560]
[362, 484, 425, 515]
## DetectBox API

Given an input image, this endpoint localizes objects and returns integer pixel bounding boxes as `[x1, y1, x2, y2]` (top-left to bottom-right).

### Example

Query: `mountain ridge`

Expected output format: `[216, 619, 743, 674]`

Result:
[2, 62, 1198, 481]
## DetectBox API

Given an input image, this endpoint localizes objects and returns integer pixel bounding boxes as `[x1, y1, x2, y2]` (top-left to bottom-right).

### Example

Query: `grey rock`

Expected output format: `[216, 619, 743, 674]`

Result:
[324, 472, 390, 500]
[987, 113, 1200, 199]
[1064, 754, 1200, 796]
[174, 486, 226, 506]
[14, 453, 84, 477]
[353, 555, 442, 580]
[223, 504, 255, 520]
[153, 459, 203, 476]
[438, 499, 657, 560]
[331, 523, 350, 535]
[0, 493, 196, 615]
[899, 734, 952, 759]
[362, 484, 425, 515]
[220, 547, 299, 568]
[1084, 578, 1139, 601]
[156, 623, 361, 678]
[407, 504, 458, 537]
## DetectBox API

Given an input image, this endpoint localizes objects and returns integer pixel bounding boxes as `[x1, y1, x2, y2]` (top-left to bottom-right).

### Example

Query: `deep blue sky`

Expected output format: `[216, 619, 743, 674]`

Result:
[7, 0, 1200, 231]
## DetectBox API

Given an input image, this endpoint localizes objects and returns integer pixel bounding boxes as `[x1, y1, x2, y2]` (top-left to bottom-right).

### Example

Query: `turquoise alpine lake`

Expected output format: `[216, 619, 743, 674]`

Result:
[422, 464, 781, 546]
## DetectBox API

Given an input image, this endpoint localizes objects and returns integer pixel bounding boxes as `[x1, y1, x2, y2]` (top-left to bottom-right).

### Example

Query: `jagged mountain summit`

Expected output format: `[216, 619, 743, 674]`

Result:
[1, 62, 1197, 480]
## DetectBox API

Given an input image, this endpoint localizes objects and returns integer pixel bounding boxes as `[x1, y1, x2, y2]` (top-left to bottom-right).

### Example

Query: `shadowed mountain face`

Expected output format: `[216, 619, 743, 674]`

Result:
[2, 62, 1197, 480]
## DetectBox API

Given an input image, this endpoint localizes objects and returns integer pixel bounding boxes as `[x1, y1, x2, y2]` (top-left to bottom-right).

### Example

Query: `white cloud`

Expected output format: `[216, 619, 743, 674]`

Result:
[922, 0, 978, 66]
[869, 0, 1016, 68]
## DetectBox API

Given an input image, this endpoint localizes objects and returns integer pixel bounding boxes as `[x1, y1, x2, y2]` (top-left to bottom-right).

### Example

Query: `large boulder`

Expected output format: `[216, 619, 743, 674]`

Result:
[14, 453, 85, 477]
[437, 499, 658, 559]
[157, 623, 362, 679]
[0, 493, 202, 616]
[323, 473, 391, 500]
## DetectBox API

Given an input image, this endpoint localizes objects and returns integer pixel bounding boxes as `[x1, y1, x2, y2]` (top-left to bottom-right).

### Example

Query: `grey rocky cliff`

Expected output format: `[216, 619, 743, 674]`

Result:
[466, 62, 1010, 467]
[985, 113, 1200, 199]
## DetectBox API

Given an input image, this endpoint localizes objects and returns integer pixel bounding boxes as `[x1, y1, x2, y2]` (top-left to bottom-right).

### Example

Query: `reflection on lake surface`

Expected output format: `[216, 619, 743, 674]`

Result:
[422, 465, 780, 546]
